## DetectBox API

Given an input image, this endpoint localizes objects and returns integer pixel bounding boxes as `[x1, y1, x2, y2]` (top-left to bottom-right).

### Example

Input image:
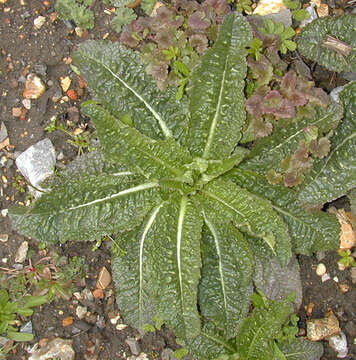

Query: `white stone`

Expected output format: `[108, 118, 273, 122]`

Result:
[34, 16, 46, 29]
[15, 139, 56, 198]
[316, 263, 327, 276]
[300, 2, 318, 28]
[75, 306, 87, 320]
[328, 332, 348, 358]
[22, 98, 31, 110]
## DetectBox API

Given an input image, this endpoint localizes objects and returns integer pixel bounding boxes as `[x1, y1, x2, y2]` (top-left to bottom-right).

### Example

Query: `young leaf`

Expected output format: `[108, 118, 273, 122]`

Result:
[55, 0, 94, 29]
[199, 215, 253, 339]
[141, 0, 156, 15]
[225, 169, 340, 254]
[299, 82, 356, 205]
[7, 331, 34, 342]
[235, 300, 293, 360]
[296, 15, 356, 72]
[199, 178, 292, 266]
[110, 7, 137, 33]
[73, 41, 189, 141]
[185, 12, 252, 160]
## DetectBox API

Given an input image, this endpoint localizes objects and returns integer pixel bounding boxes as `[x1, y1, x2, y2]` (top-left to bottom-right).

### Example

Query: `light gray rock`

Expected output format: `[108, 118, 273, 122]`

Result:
[0, 122, 8, 143]
[15, 138, 56, 198]
[15, 241, 28, 263]
[20, 321, 33, 334]
[328, 331, 348, 358]
[29, 338, 75, 360]
[263, 9, 292, 28]
[125, 337, 141, 356]
[300, 2, 318, 28]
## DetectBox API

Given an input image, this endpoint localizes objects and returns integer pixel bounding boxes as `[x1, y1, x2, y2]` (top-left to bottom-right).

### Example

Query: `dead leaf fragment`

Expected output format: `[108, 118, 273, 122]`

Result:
[316, 3, 329, 17]
[62, 316, 74, 327]
[93, 288, 104, 299]
[15, 241, 28, 263]
[336, 209, 356, 249]
[307, 311, 340, 341]
[60, 76, 72, 92]
[253, 0, 286, 15]
[96, 266, 111, 290]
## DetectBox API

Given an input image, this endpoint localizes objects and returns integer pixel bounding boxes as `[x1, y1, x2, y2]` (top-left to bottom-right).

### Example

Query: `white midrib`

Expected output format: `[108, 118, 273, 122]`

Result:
[68, 182, 158, 211]
[138, 202, 166, 325]
[203, 57, 228, 159]
[203, 213, 228, 318]
[87, 54, 172, 138]
[177, 196, 188, 312]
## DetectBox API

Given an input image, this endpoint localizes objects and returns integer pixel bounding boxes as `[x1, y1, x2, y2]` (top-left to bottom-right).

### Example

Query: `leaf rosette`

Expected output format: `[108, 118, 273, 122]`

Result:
[10, 13, 347, 359]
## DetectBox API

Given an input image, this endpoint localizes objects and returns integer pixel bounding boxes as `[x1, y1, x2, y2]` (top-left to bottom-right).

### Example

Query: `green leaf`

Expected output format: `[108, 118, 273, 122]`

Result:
[198, 147, 250, 185]
[185, 12, 252, 159]
[292, 9, 310, 22]
[284, 40, 297, 51]
[299, 82, 356, 205]
[73, 41, 189, 141]
[283, 0, 300, 10]
[10, 168, 161, 243]
[82, 103, 194, 183]
[23, 295, 48, 308]
[199, 178, 292, 266]
[243, 102, 343, 175]
[112, 195, 202, 339]
[348, 188, 356, 220]
[55, 0, 94, 29]
[16, 308, 33, 317]
[141, 0, 156, 15]
[110, 7, 137, 33]
[226, 169, 340, 254]
[199, 215, 253, 339]
[0, 290, 9, 308]
[278, 338, 324, 360]
[296, 14, 356, 72]
[281, 27, 295, 41]
[235, 300, 293, 360]
[6, 331, 34, 342]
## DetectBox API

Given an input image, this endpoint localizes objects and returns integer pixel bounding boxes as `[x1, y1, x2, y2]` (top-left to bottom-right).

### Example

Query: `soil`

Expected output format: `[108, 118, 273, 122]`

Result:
[0, 0, 355, 359]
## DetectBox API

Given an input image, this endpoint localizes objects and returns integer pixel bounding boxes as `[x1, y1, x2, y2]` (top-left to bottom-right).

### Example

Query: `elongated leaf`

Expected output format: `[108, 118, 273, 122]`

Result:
[82, 102, 194, 183]
[185, 12, 252, 160]
[348, 188, 356, 220]
[278, 338, 324, 360]
[242, 102, 343, 174]
[299, 82, 356, 204]
[7, 331, 34, 342]
[73, 40, 189, 141]
[199, 214, 253, 338]
[235, 301, 293, 360]
[296, 15, 356, 72]
[226, 169, 340, 254]
[198, 178, 292, 266]
[10, 171, 160, 243]
[112, 195, 202, 339]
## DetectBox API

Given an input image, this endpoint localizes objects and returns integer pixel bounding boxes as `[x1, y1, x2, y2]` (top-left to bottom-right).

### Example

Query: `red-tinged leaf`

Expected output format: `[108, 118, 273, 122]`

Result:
[130, 17, 152, 33]
[284, 170, 304, 187]
[156, 6, 174, 23]
[252, 117, 273, 138]
[189, 34, 209, 54]
[120, 31, 139, 48]
[155, 29, 175, 49]
[247, 55, 274, 86]
[246, 94, 265, 117]
[203, 0, 230, 17]
[188, 11, 210, 30]
[263, 91, 296, 119]
[309, 137, 331, 159]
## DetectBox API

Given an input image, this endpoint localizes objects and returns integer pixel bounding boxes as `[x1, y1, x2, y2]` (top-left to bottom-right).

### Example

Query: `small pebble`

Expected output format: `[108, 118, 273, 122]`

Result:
[0, 234, 8, 243]
[116, 324, 128, 330]
[333, 276, 339, 283]
[34, 16, 46, 29]
[12, 107, 22, 117]
[321, 273, 331, 282]
[339, 284, 349, 293]
[60, 76, 71, 92]
[22, 98, 31, 110]
[62, 316, 74, 327]
[316, 263, 326, 276]
[75, 306, 87, 320]
[15, 241, 28, 263]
